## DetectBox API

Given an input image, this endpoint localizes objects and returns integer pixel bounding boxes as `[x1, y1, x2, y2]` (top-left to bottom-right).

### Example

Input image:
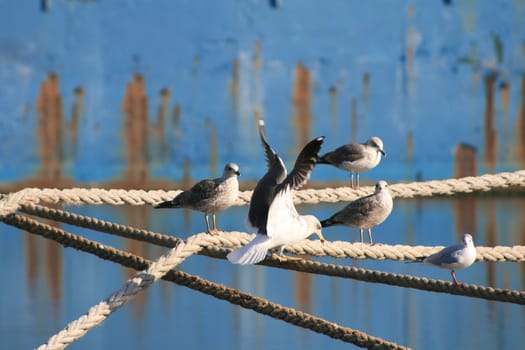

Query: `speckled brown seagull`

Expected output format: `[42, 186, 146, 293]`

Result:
[154, 162, 240, 235]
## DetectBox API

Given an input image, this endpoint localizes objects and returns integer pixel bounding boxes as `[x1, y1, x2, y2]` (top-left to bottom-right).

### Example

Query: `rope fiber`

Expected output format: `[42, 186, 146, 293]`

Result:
[1, 169, 525, 349]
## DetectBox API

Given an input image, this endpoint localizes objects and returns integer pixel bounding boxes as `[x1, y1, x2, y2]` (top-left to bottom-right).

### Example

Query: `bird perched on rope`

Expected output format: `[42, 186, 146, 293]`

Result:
[227, 119, 325, 265]
[154, 162, 240, 235]
[320, 180, 393, 244]
[317, 137, 386, 188]
[416, 233, 477, 285]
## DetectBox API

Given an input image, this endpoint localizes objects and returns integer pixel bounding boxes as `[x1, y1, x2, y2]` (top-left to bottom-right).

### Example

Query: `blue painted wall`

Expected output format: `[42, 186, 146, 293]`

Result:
[0, 0, 524, 187]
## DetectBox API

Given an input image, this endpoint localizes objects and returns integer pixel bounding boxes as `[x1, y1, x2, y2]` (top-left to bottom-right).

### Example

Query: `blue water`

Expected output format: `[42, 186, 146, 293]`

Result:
[1, 197, 524, 349]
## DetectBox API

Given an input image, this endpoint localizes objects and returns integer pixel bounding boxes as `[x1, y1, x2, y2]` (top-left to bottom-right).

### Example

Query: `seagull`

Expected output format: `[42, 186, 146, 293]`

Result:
[227, 120, 325, 265]
[317, 137, 386, 188]
[417, 233, 477, 285]
[154, 162, 240, 235]
[320, 180, 393, 244]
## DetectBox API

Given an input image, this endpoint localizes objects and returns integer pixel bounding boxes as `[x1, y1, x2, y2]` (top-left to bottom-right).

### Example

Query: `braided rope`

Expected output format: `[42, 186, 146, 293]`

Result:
[3, 213, 524, 306]
[0, 170, 524, 218]
[1, 213, 408, 350]
[21, 204, 525, 263]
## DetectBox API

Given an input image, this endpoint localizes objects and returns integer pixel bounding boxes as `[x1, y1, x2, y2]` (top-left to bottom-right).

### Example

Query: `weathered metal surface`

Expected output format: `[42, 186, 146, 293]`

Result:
[0, 1, 524, 190]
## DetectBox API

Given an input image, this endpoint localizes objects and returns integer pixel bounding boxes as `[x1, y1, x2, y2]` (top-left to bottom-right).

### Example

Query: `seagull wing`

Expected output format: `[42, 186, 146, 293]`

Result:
[247, 120, 287, 235]
[321, 143, 364, 164]
[424, 244, 463, 266]
[282, 136, 324, 191]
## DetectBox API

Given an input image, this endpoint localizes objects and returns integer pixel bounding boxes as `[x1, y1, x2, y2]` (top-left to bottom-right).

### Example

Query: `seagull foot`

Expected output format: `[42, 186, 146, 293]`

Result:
[271, 253, 302, 263]
[207, 229, 220, 236]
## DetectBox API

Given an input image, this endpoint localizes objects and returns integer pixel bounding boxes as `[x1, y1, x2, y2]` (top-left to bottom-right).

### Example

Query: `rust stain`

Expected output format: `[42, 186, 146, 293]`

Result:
[515, 75, 525, 165]
[153, 87, 171, 161]
[294, 272, 312, 314]
[24, 233, 39, 288]
[500, 81, 510, 114]
[205, 118, 218, 177]
[350, 98, 357, 143]
[484, 199, 497, 288]
[406, 131, 414, 162]
[292, 62, 312, 149]
[44, 236, 62, 303]
[362, 72, 370, 103]
[36, 72, 63, 182]
[122, 73, 149, 184]
[453, 143, 477, 238]
[483, 73, 497, 171]
[67, 86, 84, 159]
[253, 39, 262, 71]
[230, 58, 240, 113]
[329, 85, 337, 125]
[454, 143, 477, 178]
[124, 206, 149, 319]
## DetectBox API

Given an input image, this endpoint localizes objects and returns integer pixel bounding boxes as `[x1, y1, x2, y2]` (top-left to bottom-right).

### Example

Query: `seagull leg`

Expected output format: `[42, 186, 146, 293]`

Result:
[350, 172, 355, 189]
[272, 246, 302, 262]
[212, 213, 219, 234]
[359, 228, 364, 243]
[204, 214, 218, 235]
[451, 270, 460, 285]
[367, 228, 374, 245]
[356, 173, 360, 188]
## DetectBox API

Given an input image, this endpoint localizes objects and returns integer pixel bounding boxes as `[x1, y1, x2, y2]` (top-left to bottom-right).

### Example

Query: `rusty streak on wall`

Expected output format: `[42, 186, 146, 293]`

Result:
[292, 62, 312, 149]
[516, 75, 525, 165]
[454, 143, 477, 238]
[454, 143, 477, 178]
[483, 74, 497, 171]
[350, 98, 357, 143]
[122, 73, 149, 183]
[153, 87, 171, 161]
[37, 72, 63, 182]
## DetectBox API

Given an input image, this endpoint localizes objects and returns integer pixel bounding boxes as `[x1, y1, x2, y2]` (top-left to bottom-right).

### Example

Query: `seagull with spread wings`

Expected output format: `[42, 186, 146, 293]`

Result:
[227, 120, 325, 265]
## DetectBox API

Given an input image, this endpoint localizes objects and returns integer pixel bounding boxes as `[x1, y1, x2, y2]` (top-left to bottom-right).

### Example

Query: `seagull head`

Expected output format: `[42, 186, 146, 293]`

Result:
[462, 233, 474, 247]
[368, 136, 386, 156]
[223, 162, 241, 177]
[375, 180, 389, 193]
[303, 215, 324, 240]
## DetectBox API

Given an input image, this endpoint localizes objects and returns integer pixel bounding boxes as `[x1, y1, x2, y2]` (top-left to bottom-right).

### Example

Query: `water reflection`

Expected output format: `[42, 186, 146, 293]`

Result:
[1, 196, 524, 349]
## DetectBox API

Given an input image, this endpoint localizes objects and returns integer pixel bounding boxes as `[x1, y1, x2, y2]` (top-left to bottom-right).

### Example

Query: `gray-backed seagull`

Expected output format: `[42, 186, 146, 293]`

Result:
[320, 180, 393, 244]
[317, 137, 386, 188]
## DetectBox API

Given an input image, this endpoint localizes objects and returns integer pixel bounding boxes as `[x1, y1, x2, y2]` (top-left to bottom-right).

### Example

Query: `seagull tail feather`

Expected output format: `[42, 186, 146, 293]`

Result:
[227, 235, 271, 265]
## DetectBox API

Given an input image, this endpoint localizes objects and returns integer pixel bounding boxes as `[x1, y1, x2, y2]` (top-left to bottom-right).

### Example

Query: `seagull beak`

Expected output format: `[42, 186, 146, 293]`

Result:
[380, 149, 386, 156]
[235, 171, 241, 176]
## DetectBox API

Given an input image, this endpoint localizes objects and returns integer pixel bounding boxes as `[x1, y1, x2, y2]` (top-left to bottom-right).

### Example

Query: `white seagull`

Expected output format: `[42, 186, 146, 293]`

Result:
[320, 180, 393, 244]
[317, 137, 386, 188]
[154, 162, 240, 235]
[227, 120, 325, 265]
[418, 233, 477, 285]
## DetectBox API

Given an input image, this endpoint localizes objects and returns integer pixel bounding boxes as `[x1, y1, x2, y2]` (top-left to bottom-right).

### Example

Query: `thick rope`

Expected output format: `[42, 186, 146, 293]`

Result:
[20, 204, 525, 263]
[1, 170, 524, 218]
[3, 213, 524, 306]
[1, 213, 407, 350]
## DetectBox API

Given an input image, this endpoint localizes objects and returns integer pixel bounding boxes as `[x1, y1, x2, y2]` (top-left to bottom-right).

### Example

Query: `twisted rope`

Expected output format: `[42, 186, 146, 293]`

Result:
[3, 213, 524, 305]
[0, 170, 524, 218]
[1, 213, 407, 350]
[20, 204, 525, 263]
